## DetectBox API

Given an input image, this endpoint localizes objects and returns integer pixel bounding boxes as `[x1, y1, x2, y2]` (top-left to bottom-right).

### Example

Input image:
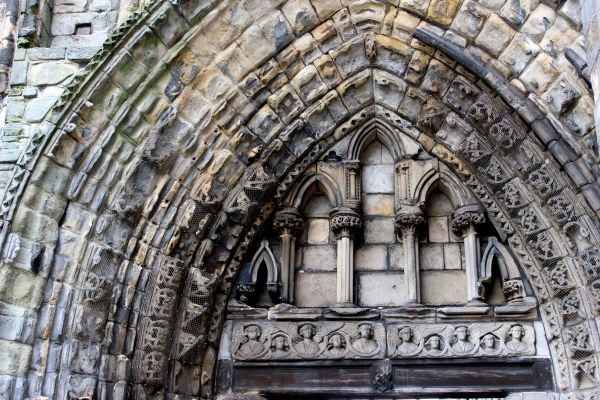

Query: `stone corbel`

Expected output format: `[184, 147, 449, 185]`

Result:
[394, 206, 426, 305]
[273, 207, 304, 304]
[330, 207, 362, 306]
[451, 204, 486, 305]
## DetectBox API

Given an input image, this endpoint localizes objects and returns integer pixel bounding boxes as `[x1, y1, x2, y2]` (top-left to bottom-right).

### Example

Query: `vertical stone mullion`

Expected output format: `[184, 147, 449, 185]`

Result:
[331, 207, 362, 306]
[395, 207, 425, 305]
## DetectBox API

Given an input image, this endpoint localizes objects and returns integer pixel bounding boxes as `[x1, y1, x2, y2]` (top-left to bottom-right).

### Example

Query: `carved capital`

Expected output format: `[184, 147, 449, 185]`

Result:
[273, 207, 304, 236]
[451, 204, 485, 235]
[394, 206, 425, 235]
[330, 207, 362, 238]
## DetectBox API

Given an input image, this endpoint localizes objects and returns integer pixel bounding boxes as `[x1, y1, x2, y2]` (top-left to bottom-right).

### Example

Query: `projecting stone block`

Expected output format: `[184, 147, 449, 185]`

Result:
[358, 273, 406, 306]
[295, 272, 336, 306]
[282, 0, 320, 35]
[420, 270, 467, 304]
[475, 14, 515, 57]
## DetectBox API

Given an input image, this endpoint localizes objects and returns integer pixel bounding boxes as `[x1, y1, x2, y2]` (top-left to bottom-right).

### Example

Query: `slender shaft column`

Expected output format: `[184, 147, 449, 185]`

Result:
[395, 207, 425, 305]
[451, 204, 486, 305]
[330, 207, 362, 306]
[273, 208, 304, 304]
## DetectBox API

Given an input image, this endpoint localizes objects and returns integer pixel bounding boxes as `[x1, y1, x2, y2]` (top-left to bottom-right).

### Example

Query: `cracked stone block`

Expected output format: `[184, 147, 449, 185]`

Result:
[426, 0, 461, 27]
[521, 3, 557, 42]
[499, 33, 540, 75]
[282, 0, 320, 36]
[520, 53, 559, 94]
[475, 14, 516, 57]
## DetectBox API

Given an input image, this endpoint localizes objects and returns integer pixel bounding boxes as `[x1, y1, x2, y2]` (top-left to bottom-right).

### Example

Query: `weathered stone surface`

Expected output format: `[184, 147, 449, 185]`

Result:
[358, 273, 406, 306]
[475, 14, 516, 57]
[28, 62, 78, 86]
[295, 272, 337, 306]
[421, 270, 467, 304]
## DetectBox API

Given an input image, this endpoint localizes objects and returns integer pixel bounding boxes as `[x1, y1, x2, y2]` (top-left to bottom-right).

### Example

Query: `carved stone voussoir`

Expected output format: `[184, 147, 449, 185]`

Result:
[451, 204, 486, 235]
[330, 207, 362, 238]
[273, 207, 304, 236]
[231, 321, 385, 360]
[387, 323, 536, 358]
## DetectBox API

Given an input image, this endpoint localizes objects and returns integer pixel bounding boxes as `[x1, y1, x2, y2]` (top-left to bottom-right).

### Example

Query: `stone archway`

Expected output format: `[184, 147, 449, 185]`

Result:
[0, 1, 599, 399]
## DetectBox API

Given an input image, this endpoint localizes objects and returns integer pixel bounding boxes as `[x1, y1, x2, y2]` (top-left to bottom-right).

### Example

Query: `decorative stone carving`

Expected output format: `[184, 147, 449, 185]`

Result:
[344, 160, 361, 208]
[395, 206, 425, 304]
[273, 207, 303, 304]
[452, 204, 485, 304]
[330, 207, 362, 305]
[386, 323, 535, 358]
[231, 321, 385, 360]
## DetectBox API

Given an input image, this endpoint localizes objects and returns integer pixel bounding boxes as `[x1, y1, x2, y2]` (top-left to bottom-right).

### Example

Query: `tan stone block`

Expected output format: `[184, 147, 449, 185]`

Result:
[400, 0, 432, 17]
[358, 272, 406, 306]
[307, 218, 331, 244]
[475, 14, 515, 57]
[521, 3, 557, 42]
[267, 84, 305, 123]
[0, 265, 36, 307]
[332, 8, 357, 40]
[355, 245, 388, 270]
[312, 21, 342, 53]
[363, 194, 395, 216]
[304, 194, 333, 217]
[295, 272, 337, 306]
[330, 36, 368, 79]
[404, 50, 430, 85]
[390, 244, 404, 270]
[314, 54, 342, 89]
[540, 17, 578, 55]
[427, 216, 449, 243]
[302, 244, 336, 270]
[282, 0, 320, 35]
[294, 33, 323, 64]
[237, 23, 277, 66]
[426, 0, 461, 27]
[420, 58, 454, 96]
[364, 218, 396, 243]
[362, 164, 395, 193]
[420, 270, 467, 304]
[374, 69, 408, 110]
[419, 244, 444, 270]
[291, 65, 328, 103]
[174, 87, 211, 125]
[499, 33, 540, 75]
[348, 0, 387, 31]
[565, 95, 596, 135]
[499, 0, 537, 27]
[394, 10, 421, 32]
[520, 53, 559, 95]
[193, 64, 234, 104]
[450, 1, 490, 40]
[311, 0, 344, 20]
[443, 243, 463, 270]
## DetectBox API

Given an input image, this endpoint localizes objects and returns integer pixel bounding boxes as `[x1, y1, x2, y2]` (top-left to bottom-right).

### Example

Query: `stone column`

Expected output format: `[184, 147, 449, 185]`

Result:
[330, 207, 362, 306]
[273, 207, 304, 304]
[344, 160, 361, 210]
[451, 204, 486, 305]
[395, 207, 425, 305]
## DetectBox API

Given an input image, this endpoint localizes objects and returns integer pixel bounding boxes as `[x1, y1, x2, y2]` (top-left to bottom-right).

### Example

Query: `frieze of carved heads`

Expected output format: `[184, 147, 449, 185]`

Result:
[330, 207, 363, 238]
[273, 207, 304, 236]
[231, 321, 386, 360]
[387, 323, 535, 358]
[229, 322, 536, 361]
[450, 204, 485, 235]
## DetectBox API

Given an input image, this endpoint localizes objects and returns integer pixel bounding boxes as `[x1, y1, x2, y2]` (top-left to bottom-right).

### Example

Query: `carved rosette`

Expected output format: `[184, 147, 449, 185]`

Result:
[451, 204, 486, 236]
[394, 207, 425, 235]
[330, 207, 362, 238]
[273, 207, 304, 237]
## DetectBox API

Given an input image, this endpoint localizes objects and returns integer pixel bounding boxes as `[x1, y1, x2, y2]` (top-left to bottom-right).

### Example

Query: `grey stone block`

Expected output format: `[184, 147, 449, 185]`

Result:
[24, 96, 58, 123]
[66, 46, 101, 61]
[26, 48, 66, 61]
[10, 60, 27, 85]
[548, 140, 578, 166]
[531, 119, 559, 145]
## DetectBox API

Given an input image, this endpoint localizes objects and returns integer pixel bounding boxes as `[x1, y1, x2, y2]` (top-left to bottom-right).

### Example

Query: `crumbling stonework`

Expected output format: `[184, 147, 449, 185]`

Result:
[0, 0, 599, 399]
